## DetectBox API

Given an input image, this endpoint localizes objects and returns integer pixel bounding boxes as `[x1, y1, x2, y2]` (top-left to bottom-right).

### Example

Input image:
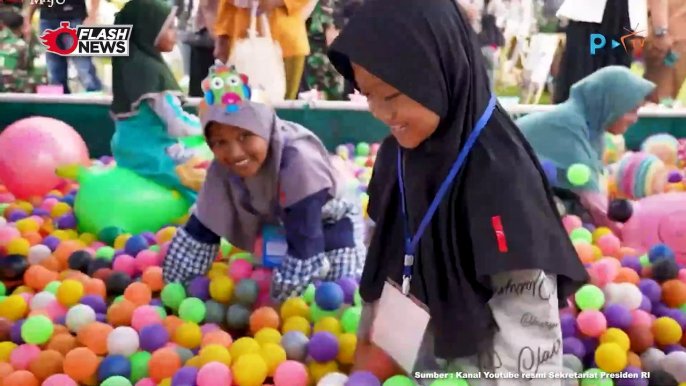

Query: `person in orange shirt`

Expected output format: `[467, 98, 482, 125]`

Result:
[214, 0, 310, 100]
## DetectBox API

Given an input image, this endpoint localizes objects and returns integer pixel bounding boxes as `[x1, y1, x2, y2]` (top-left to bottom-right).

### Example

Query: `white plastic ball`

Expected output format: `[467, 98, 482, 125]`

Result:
[0, 218, 6, 227]
[662, 351, 686, 382]
[616, 283, 643, 310]
[317, 372, 349, 386]
[27, 244, 52, 265]
[641, 348, 666, 372]
[107, 326, 140, 357]
[65, 304, 97, 333]
[29, 291, 56, 311]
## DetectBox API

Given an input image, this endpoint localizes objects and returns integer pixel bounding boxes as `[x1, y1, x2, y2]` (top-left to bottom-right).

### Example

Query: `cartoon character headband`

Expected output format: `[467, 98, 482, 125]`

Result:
[201, 63, 252, 113]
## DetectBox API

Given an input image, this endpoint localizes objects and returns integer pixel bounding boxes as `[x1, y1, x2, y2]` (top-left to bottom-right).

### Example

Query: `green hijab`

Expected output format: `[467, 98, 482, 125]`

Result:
[517, 66, 655, 192]
[111, 0, 181, 116]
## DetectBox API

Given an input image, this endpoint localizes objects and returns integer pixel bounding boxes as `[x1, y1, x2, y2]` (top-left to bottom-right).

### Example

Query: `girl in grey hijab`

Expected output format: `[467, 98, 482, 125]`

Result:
[163, 64, 365, 301]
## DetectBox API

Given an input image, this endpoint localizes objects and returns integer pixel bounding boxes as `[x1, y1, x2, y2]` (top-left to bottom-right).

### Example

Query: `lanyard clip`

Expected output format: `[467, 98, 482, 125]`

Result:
[402, 276, 411, 296]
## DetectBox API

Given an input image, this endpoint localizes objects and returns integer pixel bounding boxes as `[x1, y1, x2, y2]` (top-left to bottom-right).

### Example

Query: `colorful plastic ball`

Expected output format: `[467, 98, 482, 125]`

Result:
[259, 342, 287, 376]
[249, 307, 279, 334]
[208, 277, 233, 303]
[6, 238, 30, 256]
[567, 163, 591, 186]
[319, 372, 349, 386]
[226, 304, 250, 329]
[101, 375, 133, 386]
[129, 351, 151, 382]
[337, 333, 357, 364]
[577, 310, 607, 337]
[340, 306, 361, 334]
[282, 315, 311, 336]
[315, 282, 344, 311]
[20, 315, 53, 344]
[314, 316, 343, 336]
[63, 347, 99, 382]
[65, 304, 96, 333]
[309, 331, 339, 362]
[0, 295, 28, 321]
[308, 361, 338, 383]
[280, 297, 309, 320]
[649, 244, 676, 263]
[197, 362, 232, 386]
[174, 322, 202, 349]
[255, 327, 281, 346]
[139, 323, 170, 352]
[107, 326, 140, 357]
[130, 305, 162, 331]
[228, 259, 253, 282]
[2, 370, 39, 386]
[281, 331, 309, 361]
[233, 279, 259, 306]
[28, 244, 52, 265]
[178, 297, 206, 324]
[170, 366, 198, 386]
[105, 272, 132, 297]
[229, 337, 260, 361]
[384, 375, 415, 386]
[199, 344, 232, 366]
[232, 353, 267, 386]
[273, 360, 308, 386]
[595, 343, 627, 373]
[597, 234, 621, 257]
[653, 317, 683, 345]
[148, 348, 181, 382]
[161, 283, 187, 309]
[600, 327, 630, 351]
[98, 355, 132, 382]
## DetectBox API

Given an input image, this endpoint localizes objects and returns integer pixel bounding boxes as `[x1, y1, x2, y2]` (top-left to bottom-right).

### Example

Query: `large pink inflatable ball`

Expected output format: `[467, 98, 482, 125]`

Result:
[621, 193, 686, 265]
[0, 117, 89, 199]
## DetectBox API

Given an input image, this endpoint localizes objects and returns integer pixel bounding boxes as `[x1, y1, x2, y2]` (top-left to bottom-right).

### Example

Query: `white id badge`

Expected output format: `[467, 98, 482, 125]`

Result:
[371, 281, 430, 374]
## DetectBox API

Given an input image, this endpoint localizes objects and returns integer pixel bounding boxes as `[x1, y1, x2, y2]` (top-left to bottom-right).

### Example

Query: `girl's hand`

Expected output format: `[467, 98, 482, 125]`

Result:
[175, 157, 207, 191]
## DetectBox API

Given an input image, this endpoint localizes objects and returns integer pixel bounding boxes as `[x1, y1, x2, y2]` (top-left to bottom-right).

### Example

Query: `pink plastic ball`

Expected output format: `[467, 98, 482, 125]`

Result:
[135, 250, 159, 272]
[42, 374, 78, 386]
[0, 227, 20, 245]
[0, 193, 14, 203]
[18, 293, 33, 304]
[90, 241, 106, 250]
[592, 259, 619, 287]
[9, 344, 41, 370]
[40, 198, 59, 211]
[112, 254, 137, 277]
[201, 324, 220, 335]
[130, 305, 162, 331]
[273, 360, 308, 386]
[45, 299, 67, 320]
[197, 362, 232, 386]
[251, 268, 272, 293]
[631, 309, 654, 328]
[29, 216, 44, 226]
[562, 215, 583, 234]
[596, 234, 621, 257]
[158, 243, 170, 262]
[254, 291, 272, 309]
[228, 259, 253, 282]
[576, 310, 607, 337]
[678, 269, 686, 284]
[135, 378, 157, 386]
[0, 117, 89, 199]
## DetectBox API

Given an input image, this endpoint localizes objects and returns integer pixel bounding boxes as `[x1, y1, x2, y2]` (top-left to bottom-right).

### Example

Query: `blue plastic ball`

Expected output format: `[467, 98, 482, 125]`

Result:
[124, 235, 149, 256]
[539, 159, 558, 185]
[314, 282, 344, 311]
[98, 355, 131, 382]
[648, 244, 675, 263]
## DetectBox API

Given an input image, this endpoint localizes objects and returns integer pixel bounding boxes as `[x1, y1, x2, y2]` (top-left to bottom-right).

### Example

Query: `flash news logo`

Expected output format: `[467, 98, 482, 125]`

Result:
[590, 25, 644, 55]
[39, 22, 132, 57]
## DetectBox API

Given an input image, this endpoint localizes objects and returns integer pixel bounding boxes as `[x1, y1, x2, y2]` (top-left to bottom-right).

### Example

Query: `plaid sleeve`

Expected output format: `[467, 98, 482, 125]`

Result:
[163, 227, 219, 284]
[270, 253, 329, 302]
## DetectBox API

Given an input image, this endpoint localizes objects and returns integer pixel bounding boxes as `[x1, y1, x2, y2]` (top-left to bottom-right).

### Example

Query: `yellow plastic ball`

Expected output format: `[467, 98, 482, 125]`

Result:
[600, 328, 630, 351]
[158, 378, 171, 386]
[259, 342, 287, 376]
[79, 233, 97, 245]
[308, 360, 338, 383]
[0, 294, 28, 321]
[229, 337, 260, 361]
[210, 262, 228, 272]
[12, 286, 34, 295]
[595, 343, 627, 373]
[591, 245, 603, 260]
[47, 190, 62, 197]
[653, 317, 683, 345]
[280, 297, 309, 320]
[282, 316, 311, 336]
[232, 353, 268, 386]
[254, 327, 281, 346]
[174, 322, 203, 349]
[337, 333, 357, 364]
[186, 356, 202, 368]
[51, 229, 70, 241]
[314, 316, 342, 336]
[6, 237, 30, 256]
[0, 341, 17, 362]
[156, 226, 177, 244]
[64, 229, 79, 240]
[50, 202, 72, 218]
[15, 201, 33, 213]
[114, 234, 132, 251]
[15, 218, 39, 234]
[593, 227, 612, 243]
[56, 279, 84, 306]
[209, 276, 234, 303]
[199, 343, 232, 366]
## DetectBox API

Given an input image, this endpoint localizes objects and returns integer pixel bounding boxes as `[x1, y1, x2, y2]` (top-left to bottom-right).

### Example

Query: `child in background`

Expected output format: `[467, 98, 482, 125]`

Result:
[110, 0, 207, 202]
[0, 8, 47, 93]
[163, 64, 365, 301]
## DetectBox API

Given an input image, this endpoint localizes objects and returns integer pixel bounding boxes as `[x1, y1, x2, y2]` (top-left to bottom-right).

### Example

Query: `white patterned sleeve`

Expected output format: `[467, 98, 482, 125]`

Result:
[486, 269, 565, 385]
[148, 92, 202, 138]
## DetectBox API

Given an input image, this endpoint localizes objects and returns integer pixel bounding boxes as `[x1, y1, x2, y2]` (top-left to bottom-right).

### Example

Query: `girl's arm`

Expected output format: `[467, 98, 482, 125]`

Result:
[148, 93, 203, 138]
[270, 189, 329, 301]
[163, 214, 220, 284]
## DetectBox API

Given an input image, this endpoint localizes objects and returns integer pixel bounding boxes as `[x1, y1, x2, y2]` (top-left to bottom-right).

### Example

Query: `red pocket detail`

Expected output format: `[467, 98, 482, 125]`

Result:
[491, 216, 508, 252]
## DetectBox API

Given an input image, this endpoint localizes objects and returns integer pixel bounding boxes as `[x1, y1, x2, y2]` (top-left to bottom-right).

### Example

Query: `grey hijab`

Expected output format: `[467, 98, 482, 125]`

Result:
[196, 100, 340, 251]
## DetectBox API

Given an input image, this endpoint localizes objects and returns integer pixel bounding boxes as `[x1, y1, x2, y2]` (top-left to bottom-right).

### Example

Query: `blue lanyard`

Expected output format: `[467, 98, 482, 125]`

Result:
[397, 93, 497, 295]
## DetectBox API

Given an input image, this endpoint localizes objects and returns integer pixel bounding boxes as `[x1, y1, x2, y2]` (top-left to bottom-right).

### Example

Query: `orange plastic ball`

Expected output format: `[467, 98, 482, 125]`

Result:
[54, 240, 83, 270]
[148, 348, 182, 382]
[201, 330, 233, 348]
[162, 316, 184, 337]
[28, 349, 64, 381]
[2, 370, 39, 386]
[63, 347, 99, 382]
[106, 299, 136, 327]
[662, 280, 686, 308]
[77, 322, 113, 355]
[0, 362, 13, 383]
[47, 333, 77, 356]
[614, 267, 640, 285]
[84, 278, 106, 299]
[142, 267, 164, 292]
[124, 282, 152, 306]
[23, 265, 58, 291]
[249, 307, 280, 334]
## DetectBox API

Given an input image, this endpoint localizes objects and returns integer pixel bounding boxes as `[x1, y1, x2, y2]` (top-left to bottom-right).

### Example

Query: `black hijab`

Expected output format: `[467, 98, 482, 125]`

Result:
[329, 0, 587, 359]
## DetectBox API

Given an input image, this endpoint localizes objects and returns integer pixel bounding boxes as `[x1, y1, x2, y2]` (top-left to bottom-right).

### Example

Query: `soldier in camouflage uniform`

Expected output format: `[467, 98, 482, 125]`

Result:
[302, 0, 345, 100]
[0, 10, 48, 93]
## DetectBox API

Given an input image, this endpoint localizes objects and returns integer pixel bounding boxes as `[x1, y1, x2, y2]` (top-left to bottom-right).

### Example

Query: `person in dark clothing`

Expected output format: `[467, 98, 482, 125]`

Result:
[23, 0, 102, 93]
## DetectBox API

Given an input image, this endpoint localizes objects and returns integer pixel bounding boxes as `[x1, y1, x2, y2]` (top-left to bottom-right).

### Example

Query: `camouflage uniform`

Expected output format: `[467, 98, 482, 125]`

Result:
[0, 29, 48, 93]
[303, 0, 345, 100]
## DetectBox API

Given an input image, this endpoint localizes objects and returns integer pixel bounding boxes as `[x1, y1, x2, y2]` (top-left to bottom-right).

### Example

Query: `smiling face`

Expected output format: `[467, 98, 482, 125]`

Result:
[352, 63, 440, 148]
[206, 122, 269, 177]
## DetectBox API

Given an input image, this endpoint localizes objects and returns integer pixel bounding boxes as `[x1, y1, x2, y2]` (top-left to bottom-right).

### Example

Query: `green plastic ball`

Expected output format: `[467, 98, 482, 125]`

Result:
[639, 254, 651, 267]
[580, 368, 612, 386]
[129, 351, 151, 382]
[101, 375, 133, 386]
[155, 306, 167, 319]
[570, 227, 593, 243]
[309, 303, 337, 322]
[44, 281, 61, 294]
[356, 142, 371, 156]
[21, 315, 54, 344]
[384, 375, 415, 386]
[230, 252, 253, 263]
[341, 306, 361, 334]
[0, 282, 6, 296]
[178, 297, 206, 323]
[302, 284, 316, 304]
[574, 284, 605, 310]
[220, 239, 233, 256]
[567, 164, 592, 186]
[113, 295, 124, 303]
[95, 246, 116, 261]
[99, 226, 124, 246]
[161, 283, 187, 309]
[148, 245, 160, 252]
[353, 288, 362, 306]
[430, 379, 469, 386]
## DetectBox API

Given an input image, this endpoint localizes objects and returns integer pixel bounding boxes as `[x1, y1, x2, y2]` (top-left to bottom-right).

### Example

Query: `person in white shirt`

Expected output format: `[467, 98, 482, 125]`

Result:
[553, 0, 647, 103]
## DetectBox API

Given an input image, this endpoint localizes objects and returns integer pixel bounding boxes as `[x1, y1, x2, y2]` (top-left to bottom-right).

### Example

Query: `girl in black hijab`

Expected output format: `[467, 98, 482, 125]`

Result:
[328, 0, 587, 382]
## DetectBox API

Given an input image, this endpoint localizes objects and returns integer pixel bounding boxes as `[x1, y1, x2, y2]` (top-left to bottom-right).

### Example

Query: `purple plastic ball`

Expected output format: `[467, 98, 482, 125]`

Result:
[563, 337, 586, 359]
[124, 235, 149, 256]
[80, 294, 108, 314]
[57, 213, 77, 229]
[150, 298, 163, 307]
[171, 366, 198, 386]
[638, 279, 662, 303]
[653, 302, 671, 317]
[41, 236, 61, 251]
[337, 277, 358, 304]
[10, 319, 24, 344]
[31, 208, 49, 217]
[668, 171, 683, 183]
[140, 232, 157, 246]
[663, 344, 686, 354]
[638, 295, 652, 313]
[604, 304, 633, 329]
[579, 336, 598, 356]
[621, 256, 642, 274]
[54, 315, 66, 325]
[583, 223, 596, 232]
[187, 277, 211, 301]
[665, 309, 686, 328]
[345, 371, 381, 386]
[8, 210, 27, 222]
[96, 313, 107, 323]
[560, 313, 577, 338]
[308, 331, 339, 362]
[616, 366, 648, 386]
[140, 324, 170, 351]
